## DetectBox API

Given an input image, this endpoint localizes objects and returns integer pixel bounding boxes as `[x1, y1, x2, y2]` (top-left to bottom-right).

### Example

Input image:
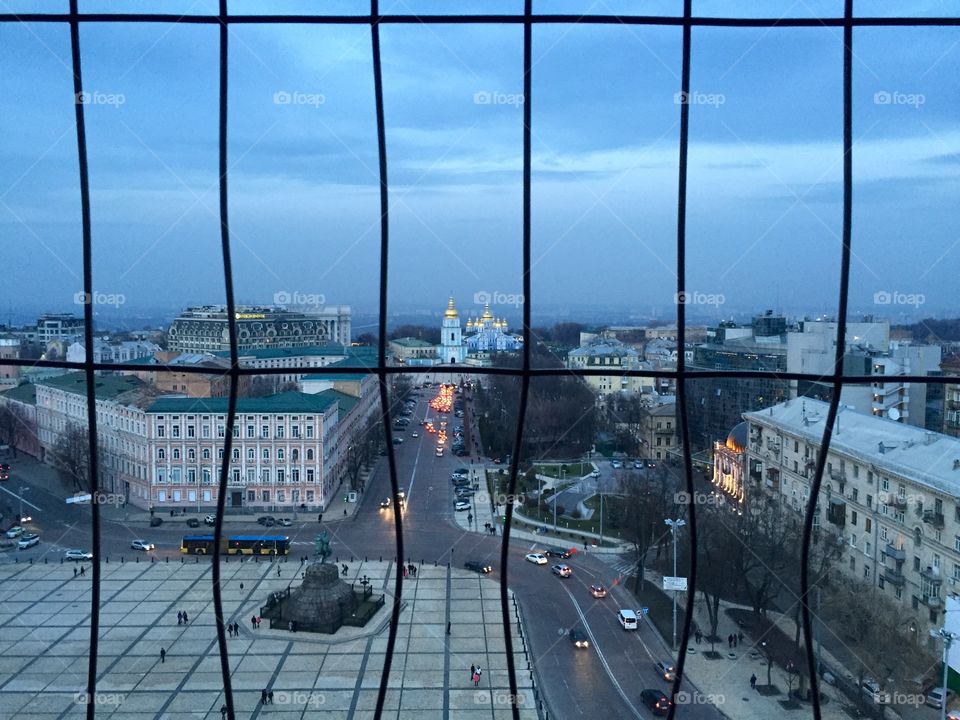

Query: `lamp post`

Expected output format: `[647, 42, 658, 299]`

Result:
[931, 627, 958, 720]
[664, 518, 686, 651]
[18, 486, 29, 523]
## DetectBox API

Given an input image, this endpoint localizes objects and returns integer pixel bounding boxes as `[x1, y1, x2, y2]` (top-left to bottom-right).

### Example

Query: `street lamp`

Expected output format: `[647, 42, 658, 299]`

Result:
[664, 518, 686, 651]
[931, 627, 958, 720]
[18, 486, 29, 524]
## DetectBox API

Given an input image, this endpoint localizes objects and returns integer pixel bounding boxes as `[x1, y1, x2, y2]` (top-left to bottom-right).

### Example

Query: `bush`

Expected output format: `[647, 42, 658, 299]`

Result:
[571, 507, 582, 519]
[555, 505, 565, 517]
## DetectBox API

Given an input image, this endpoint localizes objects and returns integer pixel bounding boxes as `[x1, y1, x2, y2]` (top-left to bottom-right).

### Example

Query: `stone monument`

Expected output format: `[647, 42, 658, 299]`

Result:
[281, 531, 358, 632]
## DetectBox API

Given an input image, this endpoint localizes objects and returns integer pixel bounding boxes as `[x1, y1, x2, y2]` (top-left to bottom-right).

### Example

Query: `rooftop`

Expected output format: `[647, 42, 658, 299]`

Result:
[147, 391, 341, 415]
[0, 383, 37, 405]
[213, 344, 354, 361]
[568, 341, 640, 359]
[390, 337, 436, 348]
[37, 372, 150, 404]
[745, 399, 960, 497]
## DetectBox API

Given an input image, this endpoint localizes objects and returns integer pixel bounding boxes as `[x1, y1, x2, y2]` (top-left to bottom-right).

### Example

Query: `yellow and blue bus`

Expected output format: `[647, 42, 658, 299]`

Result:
[180, 535, 290, 556]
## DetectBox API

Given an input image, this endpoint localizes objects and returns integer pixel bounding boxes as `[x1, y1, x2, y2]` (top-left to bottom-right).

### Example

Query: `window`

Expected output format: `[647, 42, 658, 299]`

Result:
[307, 448, 314, 461]
[247, 448, 255, 461]
[307, 469, 314, 482]
[187, 425, 195, 438]
[188, 449, 195, 461]
[262, 448, 269, 460]
[292, 449, 299, 461]
[172, 425, 180, 438]
[157, 425, 165, 438]
[277, 469, 285, 483]
[246, 425, 254, 438]
[172, 449, 180, 460]
[851, 511, 858, 526]
[306, 425, 314, 439]
[261, 425, 269, 439]
[277, 449, 285, 461]
[202, 448, 210, 460]
[157, 448, 165, 460]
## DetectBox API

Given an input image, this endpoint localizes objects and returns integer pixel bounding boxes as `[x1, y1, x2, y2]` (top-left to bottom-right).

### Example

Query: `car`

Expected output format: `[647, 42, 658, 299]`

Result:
[435, 448, 443, 457]
[569, 628, 590, 649]
[464, 560, 492, 574]
[640, 689, 671, 716]
[257, 516, 274, 525]
[589, 584, 608, 598]
[18, 533, 39, 549]
[0, 463, 9, 480]
[654, 661, 676, 681]
[633, 460, 643, 469]
[545, 547, 572, 559]
[452, 468, 469, 477]
[610, 460, 623, 469]
[263, 517, 276, 527]
[552, 564, 572, 578]
[19, 515, 31, 524]
[525, 553, 548, 565]
[150, 516, 163, 527]
[392, 437, 404, 445]
[617, 608, 638, 630]
[5, 526, 22, 538]
[454, 501, 471, 512]
[926, 687, 954, 709]
[278, 518, 292, 527]
[380, 498, 392, 509]
[186, 517, 200, 528]
[455, 487, 475, 496]
[411, 432, 419, 438]
[65, 549, 93, 561]
[860, 679, 892, 705]
[589, 470, 600, 478]
[131, 540, 155, 551]
[203, 514, 217, 526]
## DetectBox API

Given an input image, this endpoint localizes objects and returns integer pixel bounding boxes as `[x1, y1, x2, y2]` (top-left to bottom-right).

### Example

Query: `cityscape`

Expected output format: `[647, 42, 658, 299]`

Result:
[1, 3, 960, 720]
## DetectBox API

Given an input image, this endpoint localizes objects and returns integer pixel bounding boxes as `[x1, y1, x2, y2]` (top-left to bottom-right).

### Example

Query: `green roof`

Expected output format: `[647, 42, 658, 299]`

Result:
[301, 355, 377, 381]
[38, 372, 146, 401]
[0, 383, 37, 405]
[147, 391, 340, 415]
[390, 337, 435, 348]
[316, 389, 359, 420]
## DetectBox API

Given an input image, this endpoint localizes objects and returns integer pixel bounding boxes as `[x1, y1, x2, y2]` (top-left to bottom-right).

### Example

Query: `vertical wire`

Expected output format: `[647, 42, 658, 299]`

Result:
[799, 2, 855, 718]
[497, 2, 533, 718]
[212, 1, 240, 717]
[669, 2, 697, 717]
[67, 2, 102, 718]
[370, 1, 406, 716]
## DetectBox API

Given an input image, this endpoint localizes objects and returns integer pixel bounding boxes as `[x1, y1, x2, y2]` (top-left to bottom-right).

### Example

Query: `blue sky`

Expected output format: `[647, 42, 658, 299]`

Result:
[0, 1, 958, 330]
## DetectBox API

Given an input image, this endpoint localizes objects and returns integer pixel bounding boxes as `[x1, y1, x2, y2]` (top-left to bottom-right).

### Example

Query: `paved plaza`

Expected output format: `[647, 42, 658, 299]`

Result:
[0, 559, 537, 719]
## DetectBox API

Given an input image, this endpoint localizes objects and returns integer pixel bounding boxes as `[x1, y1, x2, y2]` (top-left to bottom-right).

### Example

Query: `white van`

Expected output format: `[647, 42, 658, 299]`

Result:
[618, 609, 638, 630]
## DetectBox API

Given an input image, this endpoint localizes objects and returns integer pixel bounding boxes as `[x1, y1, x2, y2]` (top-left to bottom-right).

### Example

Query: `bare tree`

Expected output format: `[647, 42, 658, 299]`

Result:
[52, 423, 92, 493]
[620, 471, 672, 592]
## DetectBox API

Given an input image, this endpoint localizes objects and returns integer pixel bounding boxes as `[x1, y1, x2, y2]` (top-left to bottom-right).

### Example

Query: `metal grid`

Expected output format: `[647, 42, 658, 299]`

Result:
[2, 1, 958, 719]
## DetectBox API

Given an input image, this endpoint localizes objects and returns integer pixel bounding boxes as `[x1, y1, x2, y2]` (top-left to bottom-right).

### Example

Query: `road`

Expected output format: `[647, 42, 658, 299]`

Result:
[1, 385, 721, 720]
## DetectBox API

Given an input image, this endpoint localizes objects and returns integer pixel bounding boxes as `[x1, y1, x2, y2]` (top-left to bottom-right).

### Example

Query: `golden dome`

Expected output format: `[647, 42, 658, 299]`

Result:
[444, 296, 459, 319]
[481, 304, 493, 321]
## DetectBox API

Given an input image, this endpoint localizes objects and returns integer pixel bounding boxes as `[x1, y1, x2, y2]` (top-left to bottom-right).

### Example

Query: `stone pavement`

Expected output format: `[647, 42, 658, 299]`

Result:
[0, 558, 537, 719]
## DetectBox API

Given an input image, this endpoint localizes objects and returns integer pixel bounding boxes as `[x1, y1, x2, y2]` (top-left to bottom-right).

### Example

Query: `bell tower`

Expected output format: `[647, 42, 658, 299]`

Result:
[440, 296, 466, 364]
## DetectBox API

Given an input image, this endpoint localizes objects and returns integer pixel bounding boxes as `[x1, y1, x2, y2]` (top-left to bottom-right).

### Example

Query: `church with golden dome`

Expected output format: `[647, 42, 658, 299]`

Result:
[439, 297, 467, 364]
[464, 303, 523, 354]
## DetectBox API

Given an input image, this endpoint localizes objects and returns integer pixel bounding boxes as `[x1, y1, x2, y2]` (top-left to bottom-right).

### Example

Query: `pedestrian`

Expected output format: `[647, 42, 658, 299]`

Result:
[240, 582, 244, 590]
[177, 611, 183, 625]
[318, 513, 323, 523]
[695, 629, 702, 645]
[750, 673, 757, 690]
[80, 565, 85, 576]
[473, 671, 480, 686]
[261, 689, 267, 704]
[471, 664, 476, 680]
[727, 633, 733, 648]
[235, 622, 240, 635]
[257, 616, 261, 628]
[252, 615, 257, 630]
[403, 566, 408, 578]
[220, 705, 227, 719]
[268, 690, 274, 704]
[343, 508, 347, 517]
[73, 567, 77, 578]
[160, 648, 166, 663]
[732, 634, 737, 648]
[738, 631, 744, 645]
[446, 621, 451, 635]
[289, 620, 293, 632]
[227, 624, 232, 638]
[277, 566, 281, 577]
[183, 611, 188, 623]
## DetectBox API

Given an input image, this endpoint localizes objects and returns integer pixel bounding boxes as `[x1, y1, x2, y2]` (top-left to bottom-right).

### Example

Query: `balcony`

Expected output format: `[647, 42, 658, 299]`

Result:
[827, 497, 846, 527]
[883, 544, 906, 562]
[829, 469, 846, 482]
[882, 567, 906, 587]
[916, 594, 942, 609]
[923, 510, 945, 528]
[885, 494, 907, 510]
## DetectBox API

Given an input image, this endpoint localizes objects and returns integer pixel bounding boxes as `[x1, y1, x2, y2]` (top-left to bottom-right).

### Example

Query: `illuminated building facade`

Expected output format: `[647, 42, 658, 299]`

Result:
[712, 421, 747, 503]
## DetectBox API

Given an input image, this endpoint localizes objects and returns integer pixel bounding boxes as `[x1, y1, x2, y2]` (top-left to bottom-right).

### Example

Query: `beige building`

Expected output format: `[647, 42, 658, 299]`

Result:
[744, 398, 960, 645]
[638, 399, 679, 461]
[566, 340, 655, 397]
[389, 337, 438, 364]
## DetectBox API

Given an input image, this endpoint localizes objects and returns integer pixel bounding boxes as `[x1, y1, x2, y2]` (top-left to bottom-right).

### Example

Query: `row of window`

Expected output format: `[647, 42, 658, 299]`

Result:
[156, 422, 316, 439]
[157, 446, 316, 462]
[156, 466, 317, 484]
[155, 488, 319, 504]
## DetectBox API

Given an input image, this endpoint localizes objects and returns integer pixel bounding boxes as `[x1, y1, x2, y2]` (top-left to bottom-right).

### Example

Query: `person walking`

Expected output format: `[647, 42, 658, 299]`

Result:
[472, 671, 480, 687]
[268, 690, 274, 704]
[79, 566, 85, 576]
[261, 689, 268, 704]
[256, 616, 261, 628]
[738, 631, 744, 645]
[220, 705, 227, 719]
[251, 615, 257, 630]
[177, 611, 183, 625]
[732, 634, 737, 648]
[750, 673, 757, 690]
[695, 629, 702, 645]
[160, 648, 166, 664]
[73, 567, 77, 578]
[277, 566, 281, 577]
[183, 611, 188, 623]
[227, 624, 232, 638]
[471, 664, 476, 681]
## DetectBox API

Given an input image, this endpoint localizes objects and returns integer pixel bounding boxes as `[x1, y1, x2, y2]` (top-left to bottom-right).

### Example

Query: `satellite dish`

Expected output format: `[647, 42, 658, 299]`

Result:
[888, 408, 901, 422]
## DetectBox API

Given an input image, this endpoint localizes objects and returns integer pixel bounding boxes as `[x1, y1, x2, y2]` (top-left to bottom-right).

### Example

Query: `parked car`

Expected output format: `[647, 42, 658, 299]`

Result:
[186, 517, 200, 528]
[860, 679, 891, 705]
[0, 463, 9, 480]
[150, 516, 163, 527]
[654, 661, 676, 681]
[569, 628, 590, 649]
[454, 501, 471, 512]
[551, 564, 572, 578]
[633, 460, 643, 469]
[926, 687, 954, 709]
[257, 516, 271, 525]
[589, 584, 608, 598]
[589, 470, 600, 478]
[204, 514, 217, 526]
[545, 547, 572, 559]
[18, 533, 39, 549]
[5, 526, 22, 539]
[65, 549, 93, 561]
[263, 517, 276, 527]
[278, 518, 292, 527]
[130, 540, 155, 551]
[525, 553, 548, 565]
[640, 689, 671, 716]
[464, 560, 492, 574]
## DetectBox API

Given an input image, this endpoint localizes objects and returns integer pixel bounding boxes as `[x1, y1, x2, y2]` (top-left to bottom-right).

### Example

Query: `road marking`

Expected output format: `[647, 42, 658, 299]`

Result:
[560, 584, 644, 720]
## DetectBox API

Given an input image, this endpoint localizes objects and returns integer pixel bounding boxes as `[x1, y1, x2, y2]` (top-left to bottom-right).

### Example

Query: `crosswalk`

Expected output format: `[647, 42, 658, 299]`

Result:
[603, 552, 639, 577]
